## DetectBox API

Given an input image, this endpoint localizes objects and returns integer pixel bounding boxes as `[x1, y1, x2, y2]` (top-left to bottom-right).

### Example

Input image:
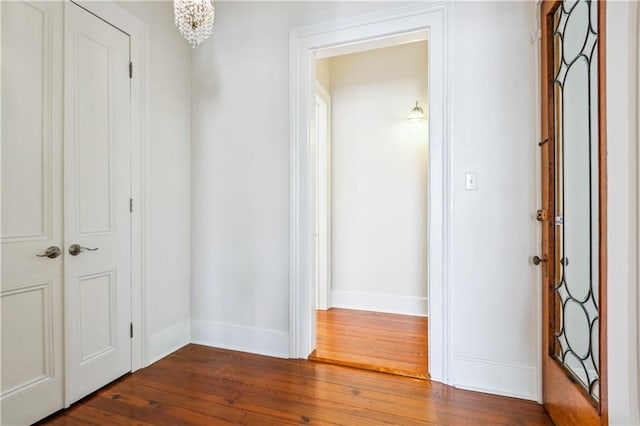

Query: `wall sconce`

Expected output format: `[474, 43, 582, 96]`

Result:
[407, 100, 426, 121]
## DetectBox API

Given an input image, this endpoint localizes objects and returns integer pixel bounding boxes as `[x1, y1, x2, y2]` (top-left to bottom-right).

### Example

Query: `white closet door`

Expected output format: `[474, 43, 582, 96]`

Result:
[64, 2, 132, 405]
[1, 2, 65, 425]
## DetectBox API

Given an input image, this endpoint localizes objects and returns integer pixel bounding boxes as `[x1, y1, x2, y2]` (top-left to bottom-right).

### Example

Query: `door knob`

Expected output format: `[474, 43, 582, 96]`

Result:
[532, 255, 548, 265]
[68, 244, 99, 256]
[36, 246, 62, 259]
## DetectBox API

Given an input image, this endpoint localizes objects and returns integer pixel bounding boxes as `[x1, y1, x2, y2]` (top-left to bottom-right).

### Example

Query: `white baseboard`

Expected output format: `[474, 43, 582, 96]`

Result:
[147, 320, 191, 365]
[191, 320, 289, 359]
[331, 290, 428, 317]
[453, 356, 538, 401]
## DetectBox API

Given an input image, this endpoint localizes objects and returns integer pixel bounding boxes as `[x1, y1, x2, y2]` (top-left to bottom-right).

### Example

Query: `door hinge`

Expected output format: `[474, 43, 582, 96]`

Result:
[130, 322, 133, 338]
[536, 209, 549, 221]
[130, 198, 133, 213]
[129, 62, 133, 79]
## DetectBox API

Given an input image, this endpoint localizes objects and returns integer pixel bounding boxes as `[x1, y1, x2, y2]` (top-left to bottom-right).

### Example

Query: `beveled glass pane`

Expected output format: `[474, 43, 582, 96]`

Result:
[563, 1, 588, 63]
[563, 57, 590, 302]
[551, 0, 599, 403]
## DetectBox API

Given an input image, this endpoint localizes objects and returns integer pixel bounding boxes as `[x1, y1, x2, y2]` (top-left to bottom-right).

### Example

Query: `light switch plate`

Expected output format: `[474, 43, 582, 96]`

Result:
[465, 172, 478, 191]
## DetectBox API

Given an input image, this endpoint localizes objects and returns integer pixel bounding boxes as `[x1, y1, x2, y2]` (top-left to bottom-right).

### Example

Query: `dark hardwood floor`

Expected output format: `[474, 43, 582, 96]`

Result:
[309, 308, 428, 379]
[40, 344, 553, 425]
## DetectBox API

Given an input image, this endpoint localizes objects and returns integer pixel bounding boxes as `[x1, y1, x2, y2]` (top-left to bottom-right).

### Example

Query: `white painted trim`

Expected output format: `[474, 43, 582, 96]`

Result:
[636, 3, 640, 415]
[532, 1, 544, 404]
[443, 2, 454, 387]
[191, 321, 289, 359]
[314, 30, 427, 60]
[289, 3, 451, 384]
[314, 86, 331, 311]
[67, 0, 149, 372]
[453, 356, 538, 401]
[331, 290, 428, 317]
[147, 320, 190, 365]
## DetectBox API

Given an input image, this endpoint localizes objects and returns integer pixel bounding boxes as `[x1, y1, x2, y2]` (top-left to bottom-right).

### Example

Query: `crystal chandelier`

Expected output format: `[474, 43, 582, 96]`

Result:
[174, 0, 215, 48]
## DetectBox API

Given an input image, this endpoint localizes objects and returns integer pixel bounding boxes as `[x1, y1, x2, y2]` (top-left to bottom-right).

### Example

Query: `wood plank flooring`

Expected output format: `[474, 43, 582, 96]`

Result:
[310, 308, 429, 379]
[40, 344, 553, 425]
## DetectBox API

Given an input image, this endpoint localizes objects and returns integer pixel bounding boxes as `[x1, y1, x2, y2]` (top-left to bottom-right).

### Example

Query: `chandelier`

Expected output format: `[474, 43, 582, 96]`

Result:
[174, 0, 215, 48]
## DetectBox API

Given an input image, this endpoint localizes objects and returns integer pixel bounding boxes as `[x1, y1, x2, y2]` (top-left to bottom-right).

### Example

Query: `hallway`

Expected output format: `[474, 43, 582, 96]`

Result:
[310, 308, 429, 379]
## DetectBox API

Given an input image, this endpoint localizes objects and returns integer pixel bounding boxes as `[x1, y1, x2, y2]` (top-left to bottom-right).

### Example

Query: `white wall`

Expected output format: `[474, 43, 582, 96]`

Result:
[606, 2, 640, 424]
[448, 2, 538, 399]
[190, 1, 413, 357]
[116, 1, 192, 364]
[328, 42, 429, 316]
[316, 58, 331, 93]
[191, 0, 540, 398]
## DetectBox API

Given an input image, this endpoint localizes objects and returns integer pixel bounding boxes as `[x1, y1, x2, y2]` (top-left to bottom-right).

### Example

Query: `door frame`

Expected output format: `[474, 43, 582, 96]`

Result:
[289, 3, 452, 383]
[64, 0, 149, 378]
[538, 0, 608, 423]
[314, 83, 331, 311]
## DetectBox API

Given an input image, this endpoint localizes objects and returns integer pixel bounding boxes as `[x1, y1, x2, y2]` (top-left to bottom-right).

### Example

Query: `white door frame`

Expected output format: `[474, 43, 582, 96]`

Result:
[637, 2, 640, 408]
[65, 0, 148, 376]
[315, 84, 331, 311]
[289, 3, 452, 383]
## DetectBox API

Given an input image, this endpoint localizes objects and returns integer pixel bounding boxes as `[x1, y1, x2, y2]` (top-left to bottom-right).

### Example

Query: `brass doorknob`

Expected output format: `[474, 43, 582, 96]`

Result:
[532, 255, 548, 265]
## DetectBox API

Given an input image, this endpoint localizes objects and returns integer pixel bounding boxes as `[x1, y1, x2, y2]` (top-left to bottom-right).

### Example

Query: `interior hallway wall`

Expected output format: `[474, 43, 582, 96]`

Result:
[190, 1, 415, 357]
[190, 0, 541, 400]
[328, 42, 429, 316]
[117, 1, 192, 364]
[606, 1, 640, 424]
[316, 58, 331, 93]
[448, 1, 538, 399]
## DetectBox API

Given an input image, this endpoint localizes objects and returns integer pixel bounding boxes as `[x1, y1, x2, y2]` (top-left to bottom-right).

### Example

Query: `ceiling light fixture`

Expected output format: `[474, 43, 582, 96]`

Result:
[407, 100, 426, 121]
[174, 0, 215, 48]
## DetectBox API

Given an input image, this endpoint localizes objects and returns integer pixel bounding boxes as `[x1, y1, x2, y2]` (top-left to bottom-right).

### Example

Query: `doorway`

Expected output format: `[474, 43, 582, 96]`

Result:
[289, 4, 449, 384]
[309, 42, 429, 379]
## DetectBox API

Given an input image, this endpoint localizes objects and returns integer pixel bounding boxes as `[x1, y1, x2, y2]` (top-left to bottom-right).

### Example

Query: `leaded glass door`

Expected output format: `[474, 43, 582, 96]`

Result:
[539, 0, 607, 424]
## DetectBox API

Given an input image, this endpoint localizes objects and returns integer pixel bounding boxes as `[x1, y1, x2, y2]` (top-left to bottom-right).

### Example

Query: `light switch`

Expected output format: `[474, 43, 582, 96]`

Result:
[465, 172, 478, 191]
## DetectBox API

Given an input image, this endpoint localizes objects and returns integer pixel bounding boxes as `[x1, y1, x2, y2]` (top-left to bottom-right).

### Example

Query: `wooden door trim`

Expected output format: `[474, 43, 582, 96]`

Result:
[596, 1, 608, 422]
[539, 1, 608, 424]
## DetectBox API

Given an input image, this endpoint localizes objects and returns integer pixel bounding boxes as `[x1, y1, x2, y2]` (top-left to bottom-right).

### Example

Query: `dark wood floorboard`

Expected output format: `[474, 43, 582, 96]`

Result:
[310, 308, 429, 379]
[39, 344, 553, 425]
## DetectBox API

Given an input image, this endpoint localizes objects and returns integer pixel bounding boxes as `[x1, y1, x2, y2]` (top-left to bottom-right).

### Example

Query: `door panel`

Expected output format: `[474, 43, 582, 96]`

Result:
[539, 0, 607, 424]
[64, 2, 132, 405]
[75, 31, 115, 234]
[1, 2, 65, 425]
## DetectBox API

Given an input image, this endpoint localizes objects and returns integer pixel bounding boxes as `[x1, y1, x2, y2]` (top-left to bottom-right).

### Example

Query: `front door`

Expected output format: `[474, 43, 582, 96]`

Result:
[64, 2, 133, 405]
[539, 0, 607, 424]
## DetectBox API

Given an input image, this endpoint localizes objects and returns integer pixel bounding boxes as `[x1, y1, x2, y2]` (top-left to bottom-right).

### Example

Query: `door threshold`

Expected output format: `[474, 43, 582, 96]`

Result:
[308, 350, 430, 380]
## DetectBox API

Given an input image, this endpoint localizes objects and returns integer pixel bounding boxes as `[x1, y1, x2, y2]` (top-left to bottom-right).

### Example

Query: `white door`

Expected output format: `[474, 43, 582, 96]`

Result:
[64, 2, 132, 405]
[1, 2, 65, 425]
